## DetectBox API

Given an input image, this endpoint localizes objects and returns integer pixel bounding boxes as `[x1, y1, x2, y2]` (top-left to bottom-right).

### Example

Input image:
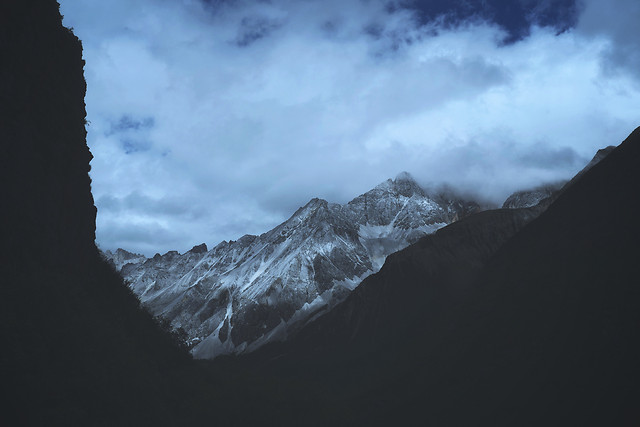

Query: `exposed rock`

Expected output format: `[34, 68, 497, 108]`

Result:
[102, 248, 146, 271]
[502, 182, 565, 209]
[106, 172, 487, 358]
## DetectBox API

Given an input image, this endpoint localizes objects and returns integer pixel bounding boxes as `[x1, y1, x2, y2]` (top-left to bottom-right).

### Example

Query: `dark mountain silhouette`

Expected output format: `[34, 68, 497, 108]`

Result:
[233, 127, 640, 425]
[0, 2, 221, 425]
[2, 1, 639, 426]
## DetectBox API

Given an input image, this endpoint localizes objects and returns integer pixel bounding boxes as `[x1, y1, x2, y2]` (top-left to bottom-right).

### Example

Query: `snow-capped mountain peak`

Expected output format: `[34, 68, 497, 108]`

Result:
[104, 174, 485, 359]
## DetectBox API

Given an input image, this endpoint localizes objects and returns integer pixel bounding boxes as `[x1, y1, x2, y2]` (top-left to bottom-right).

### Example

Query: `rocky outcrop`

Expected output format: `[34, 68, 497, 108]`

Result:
[103, 248, 147, 271]
[502, 182, 565, 208]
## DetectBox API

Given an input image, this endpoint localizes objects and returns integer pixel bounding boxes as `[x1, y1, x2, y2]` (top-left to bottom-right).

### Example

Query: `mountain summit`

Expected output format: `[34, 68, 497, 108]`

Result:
[106, 175, 484, 358]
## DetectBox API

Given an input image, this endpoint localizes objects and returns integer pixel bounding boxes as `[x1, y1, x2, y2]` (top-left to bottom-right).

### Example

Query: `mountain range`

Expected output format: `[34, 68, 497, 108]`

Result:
[3, 1, 639, 425]
[105, 144, 612, 360]
[104, 174, 485, 358]
[226, 129, 639, 425]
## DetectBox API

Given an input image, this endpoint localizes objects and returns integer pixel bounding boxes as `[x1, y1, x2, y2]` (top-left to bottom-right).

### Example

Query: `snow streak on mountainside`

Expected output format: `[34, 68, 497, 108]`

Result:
[105, 173, 485, 359]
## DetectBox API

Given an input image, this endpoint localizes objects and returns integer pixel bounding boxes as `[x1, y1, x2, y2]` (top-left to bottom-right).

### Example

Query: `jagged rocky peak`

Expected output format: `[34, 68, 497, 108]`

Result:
[590, 145, 616, 167]
[367, 171, 424, 197]
[289, 197, 330, 220]
[106, 172, 486, 359]
[189, 243, 208, 254]
[347, 173, 440, 227]
[392, 171, 424, 197]
[103, 248, 146, 271]
[565, 145, 616, 186]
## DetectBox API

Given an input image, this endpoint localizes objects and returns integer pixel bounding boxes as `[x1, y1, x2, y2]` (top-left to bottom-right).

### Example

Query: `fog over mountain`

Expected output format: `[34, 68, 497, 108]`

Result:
[57, 0, 640, 256]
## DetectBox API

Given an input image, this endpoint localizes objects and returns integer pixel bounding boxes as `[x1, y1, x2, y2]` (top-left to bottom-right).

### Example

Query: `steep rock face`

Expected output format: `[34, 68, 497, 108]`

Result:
[107, 173, 485, 358]
[0, 3, 220, 425]
[2, 0, 95, 265]
[104, 248, 147, 271]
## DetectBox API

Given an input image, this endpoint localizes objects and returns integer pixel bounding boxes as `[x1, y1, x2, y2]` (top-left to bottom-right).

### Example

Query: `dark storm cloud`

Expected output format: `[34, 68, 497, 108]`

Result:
[107, 115, 155, 135]
[401, 0, 579, 43]
[59, 0, 640, 255]
[119, 139, 151, 154]
[517, 145, 583, 169]
[359, 136, 588, 204]
[235, 15, 282, 46]
[578, 0, 640, 81]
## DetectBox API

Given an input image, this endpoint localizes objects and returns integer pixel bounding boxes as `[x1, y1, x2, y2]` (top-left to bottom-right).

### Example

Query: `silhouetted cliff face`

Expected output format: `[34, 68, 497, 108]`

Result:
[0, 3, 203, 425]
[1, 0, 95, 266]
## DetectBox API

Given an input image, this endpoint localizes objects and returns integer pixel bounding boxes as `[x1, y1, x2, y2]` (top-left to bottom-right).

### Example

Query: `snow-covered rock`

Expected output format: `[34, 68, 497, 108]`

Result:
[104, 173, 485, 359]
[501, 182, 564, 209]
[102, 248, 147, 272]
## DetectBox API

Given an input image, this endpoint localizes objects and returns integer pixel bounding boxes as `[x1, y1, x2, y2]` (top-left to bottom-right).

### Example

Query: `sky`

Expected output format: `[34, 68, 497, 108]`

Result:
[58, 0, 640, 256]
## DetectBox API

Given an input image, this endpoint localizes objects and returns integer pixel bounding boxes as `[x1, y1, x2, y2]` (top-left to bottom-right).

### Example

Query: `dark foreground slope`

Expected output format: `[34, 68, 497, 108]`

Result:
[232, 128, 640, 426]
[420, 126, 640, 425]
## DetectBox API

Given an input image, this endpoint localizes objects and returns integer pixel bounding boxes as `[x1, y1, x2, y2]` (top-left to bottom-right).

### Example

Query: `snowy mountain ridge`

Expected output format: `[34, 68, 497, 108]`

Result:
[104, 173, 485, 359]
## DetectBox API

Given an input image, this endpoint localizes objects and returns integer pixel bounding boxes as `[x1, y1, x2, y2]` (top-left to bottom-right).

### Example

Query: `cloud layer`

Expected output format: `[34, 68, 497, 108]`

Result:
[58, 0, 640, 255]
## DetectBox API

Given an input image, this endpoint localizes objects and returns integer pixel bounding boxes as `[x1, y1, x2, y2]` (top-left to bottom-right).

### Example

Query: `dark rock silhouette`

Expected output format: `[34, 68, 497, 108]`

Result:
[237, 127, 640, 425]
[0, 2, 208, 425]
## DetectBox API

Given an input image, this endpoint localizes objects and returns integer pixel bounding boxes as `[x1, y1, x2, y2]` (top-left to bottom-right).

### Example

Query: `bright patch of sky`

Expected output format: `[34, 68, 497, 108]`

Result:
[58, 0, 640, 255]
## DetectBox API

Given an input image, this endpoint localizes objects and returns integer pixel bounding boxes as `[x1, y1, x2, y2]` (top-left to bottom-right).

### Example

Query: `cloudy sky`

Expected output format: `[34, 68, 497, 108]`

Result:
[58, 0, 640, 256]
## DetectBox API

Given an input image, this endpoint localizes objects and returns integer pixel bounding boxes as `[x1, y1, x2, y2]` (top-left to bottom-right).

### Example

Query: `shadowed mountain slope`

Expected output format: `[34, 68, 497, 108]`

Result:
[417, 126, 640, 425]
[233, 127, 640, 426]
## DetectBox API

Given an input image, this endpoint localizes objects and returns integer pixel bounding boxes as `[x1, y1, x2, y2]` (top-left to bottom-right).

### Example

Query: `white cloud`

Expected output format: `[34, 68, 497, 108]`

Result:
[59, 0, 640, 255]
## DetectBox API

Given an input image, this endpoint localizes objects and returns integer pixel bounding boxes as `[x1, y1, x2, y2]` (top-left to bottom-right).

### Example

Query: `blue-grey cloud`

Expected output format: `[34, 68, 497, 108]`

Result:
[58, 0, 640, 255]
[107, 115, 155, 135]
[577, 0, 640, 82]
[105, 115, 156, 154]
[517, 145, 584, 169]
[235, 15, 282, 46]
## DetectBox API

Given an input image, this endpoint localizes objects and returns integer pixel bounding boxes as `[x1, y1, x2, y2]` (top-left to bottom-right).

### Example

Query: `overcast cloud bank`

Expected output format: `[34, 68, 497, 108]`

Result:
[58, 0, 640, 255]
